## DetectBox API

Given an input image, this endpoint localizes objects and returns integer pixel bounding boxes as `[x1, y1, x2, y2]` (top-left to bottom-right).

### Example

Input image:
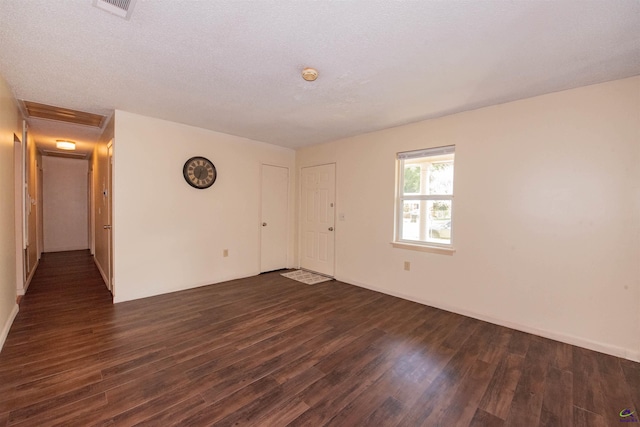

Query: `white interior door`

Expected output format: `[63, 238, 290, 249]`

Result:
[106, 142, 114, 294]
[260, 165, 289, 272]
[300, 163, 335, 276]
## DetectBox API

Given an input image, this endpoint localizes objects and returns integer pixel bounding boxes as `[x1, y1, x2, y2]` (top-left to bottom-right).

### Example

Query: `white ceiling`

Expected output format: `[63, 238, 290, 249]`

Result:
[0, 0, 638, 151]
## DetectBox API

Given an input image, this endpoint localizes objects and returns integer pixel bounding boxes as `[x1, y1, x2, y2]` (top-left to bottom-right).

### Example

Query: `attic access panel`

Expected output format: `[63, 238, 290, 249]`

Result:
[22, 101, 106, 128]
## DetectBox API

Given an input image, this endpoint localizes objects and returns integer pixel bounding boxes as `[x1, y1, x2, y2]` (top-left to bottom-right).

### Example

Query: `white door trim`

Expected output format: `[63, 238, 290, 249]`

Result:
[106, 140, 114, 296]
[14, 134, 25, 292]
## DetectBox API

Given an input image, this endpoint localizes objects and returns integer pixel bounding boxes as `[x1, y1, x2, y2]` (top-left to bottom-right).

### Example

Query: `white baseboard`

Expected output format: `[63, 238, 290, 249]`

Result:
[335, 275, 640, 363]
[0, 304, 19, 353]
[112, 272, 257, 304]
[17, 259, 39, 296]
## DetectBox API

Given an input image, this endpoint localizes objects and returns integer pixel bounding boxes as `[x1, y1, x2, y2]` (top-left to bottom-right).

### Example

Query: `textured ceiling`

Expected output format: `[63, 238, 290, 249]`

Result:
[0, 0, 639, 150]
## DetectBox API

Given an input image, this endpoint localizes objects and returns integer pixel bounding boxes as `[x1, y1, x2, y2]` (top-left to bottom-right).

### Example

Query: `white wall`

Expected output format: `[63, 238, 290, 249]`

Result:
[0, 74, 19, 351]
[297, 76, 640, 361]
[113, 111, 296, 303]
[42, 157, 89, 252]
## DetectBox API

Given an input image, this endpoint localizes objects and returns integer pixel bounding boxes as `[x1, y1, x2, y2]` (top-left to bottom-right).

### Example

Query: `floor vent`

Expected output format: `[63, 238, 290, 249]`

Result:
[93, 0, 136, 20]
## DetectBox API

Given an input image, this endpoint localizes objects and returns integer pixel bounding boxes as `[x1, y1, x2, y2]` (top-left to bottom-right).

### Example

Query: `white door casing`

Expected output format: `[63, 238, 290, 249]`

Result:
[14, 134, 25, 289]
[300, 164, 335, 276]
[106, 141, 114, 295]
[260, 165, 289, 272]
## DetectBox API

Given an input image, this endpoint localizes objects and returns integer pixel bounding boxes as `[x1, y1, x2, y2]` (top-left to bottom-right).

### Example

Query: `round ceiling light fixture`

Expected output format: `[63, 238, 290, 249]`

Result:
[302, 67, 318, 82]
[56, 140, 76, 150]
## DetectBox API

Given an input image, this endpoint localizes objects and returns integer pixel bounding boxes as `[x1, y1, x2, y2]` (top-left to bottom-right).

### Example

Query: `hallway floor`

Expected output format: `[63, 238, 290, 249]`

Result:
[0, 250, 638, 426]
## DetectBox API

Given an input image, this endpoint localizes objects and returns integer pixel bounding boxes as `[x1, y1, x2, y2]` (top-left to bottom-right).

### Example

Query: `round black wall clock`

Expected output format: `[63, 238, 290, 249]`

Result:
[183, 156, 217, 189]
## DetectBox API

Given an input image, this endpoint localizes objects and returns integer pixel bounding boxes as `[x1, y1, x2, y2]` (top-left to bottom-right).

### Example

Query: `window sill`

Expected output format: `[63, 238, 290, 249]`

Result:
[390, 242, 455, 255]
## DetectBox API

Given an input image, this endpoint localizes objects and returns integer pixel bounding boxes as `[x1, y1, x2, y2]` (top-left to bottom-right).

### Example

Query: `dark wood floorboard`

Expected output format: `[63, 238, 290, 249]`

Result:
[0, 250, 638, 426]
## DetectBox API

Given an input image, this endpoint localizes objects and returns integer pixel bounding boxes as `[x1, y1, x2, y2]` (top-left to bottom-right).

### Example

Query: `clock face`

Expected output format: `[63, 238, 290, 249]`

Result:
[183, 156, 217, 189]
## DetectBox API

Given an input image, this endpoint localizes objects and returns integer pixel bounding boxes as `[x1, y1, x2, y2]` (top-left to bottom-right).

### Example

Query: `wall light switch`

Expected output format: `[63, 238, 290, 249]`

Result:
[404, 261, 410, 271]
[339, 213, 345, 221]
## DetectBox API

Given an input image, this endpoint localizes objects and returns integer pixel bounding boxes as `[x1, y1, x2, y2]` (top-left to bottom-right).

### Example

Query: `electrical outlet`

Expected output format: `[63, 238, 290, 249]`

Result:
[404, 261, 410, 271]
[223, 249, 228, 257]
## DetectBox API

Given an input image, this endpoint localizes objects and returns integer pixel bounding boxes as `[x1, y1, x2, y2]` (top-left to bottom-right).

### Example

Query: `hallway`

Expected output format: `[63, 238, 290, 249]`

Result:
[0, 251, 113, 425]
[1, 252, 639, 426]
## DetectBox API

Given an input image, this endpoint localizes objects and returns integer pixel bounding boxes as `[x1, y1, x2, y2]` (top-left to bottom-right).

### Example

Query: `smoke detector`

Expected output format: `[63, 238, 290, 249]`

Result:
[302, 68, 318, 82]
[93, 0, 137, 20]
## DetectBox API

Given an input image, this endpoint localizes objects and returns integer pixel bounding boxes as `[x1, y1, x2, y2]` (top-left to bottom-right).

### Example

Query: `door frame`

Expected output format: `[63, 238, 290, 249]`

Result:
[106, 140, 114, 295]
[36, 155, 43, 260]
[89, 163, 95, 256]
[13, 134, 25, 291]
[259, 163, 290, 273]
[297, 162, 336, 276]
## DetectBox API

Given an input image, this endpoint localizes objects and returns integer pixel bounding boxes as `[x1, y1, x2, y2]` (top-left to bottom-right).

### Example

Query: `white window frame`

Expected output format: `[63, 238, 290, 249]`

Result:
[394, 145, 455, 253]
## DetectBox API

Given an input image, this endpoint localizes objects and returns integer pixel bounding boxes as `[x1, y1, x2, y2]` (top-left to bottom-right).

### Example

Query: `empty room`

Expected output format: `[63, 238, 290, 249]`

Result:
[0, 1, 639, 426]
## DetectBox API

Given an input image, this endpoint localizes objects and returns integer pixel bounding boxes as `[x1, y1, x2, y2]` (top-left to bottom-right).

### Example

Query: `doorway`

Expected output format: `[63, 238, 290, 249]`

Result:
[260, 164, 289, 272]
[13, 134, 25, 289]
[299, 163, 336, 276]
[105, 141, 114, 294]
[42, 157, 90, 252]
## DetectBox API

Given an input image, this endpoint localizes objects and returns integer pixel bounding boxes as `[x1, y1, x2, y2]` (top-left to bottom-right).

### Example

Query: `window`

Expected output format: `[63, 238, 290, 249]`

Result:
[395, 145, 455, 248]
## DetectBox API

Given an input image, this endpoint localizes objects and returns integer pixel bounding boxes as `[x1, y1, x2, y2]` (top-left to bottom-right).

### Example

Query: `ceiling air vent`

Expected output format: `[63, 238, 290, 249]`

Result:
[93, 0, 137, 20]
[41, 149, 87, 160]
[22, 101, 106, 128]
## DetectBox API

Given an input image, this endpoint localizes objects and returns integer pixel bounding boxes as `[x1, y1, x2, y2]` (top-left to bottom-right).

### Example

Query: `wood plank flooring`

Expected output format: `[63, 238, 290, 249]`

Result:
[1, 250, 638, 426]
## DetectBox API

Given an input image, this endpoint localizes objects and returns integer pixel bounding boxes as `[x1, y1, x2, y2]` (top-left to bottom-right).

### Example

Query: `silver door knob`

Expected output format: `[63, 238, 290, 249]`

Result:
[328, 227, 334, 231]
[262, 222, 267, 226]
[103, 225, 111, 229]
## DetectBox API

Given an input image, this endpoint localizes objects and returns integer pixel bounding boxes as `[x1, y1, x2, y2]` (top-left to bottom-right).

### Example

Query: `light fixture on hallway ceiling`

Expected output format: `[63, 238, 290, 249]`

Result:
[302, 67, 318, 82]
[56, 140, 76, 151]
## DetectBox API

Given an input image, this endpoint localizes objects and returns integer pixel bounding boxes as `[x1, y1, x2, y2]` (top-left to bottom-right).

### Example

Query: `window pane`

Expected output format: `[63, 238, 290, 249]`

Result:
[401, 199, 452, 244]
[403, 165, 421, 194]
[403, 157, 454, 196]
[428, 160, 454, 195]
[401, 200, 422, 241]
[426, 200, 452, 244]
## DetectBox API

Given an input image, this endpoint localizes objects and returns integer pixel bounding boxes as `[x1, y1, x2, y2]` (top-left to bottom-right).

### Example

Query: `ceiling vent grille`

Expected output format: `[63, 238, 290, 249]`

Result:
[22, 101, 106, 128]
[41, 149, 87, 160]
[93, 0, 137, 20]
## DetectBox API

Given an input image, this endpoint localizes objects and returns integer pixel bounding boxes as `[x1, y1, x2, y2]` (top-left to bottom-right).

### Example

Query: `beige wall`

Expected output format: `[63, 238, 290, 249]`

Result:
[297, 77, 640, 361]
[113, 111, 296, 302]
[92, 116, 114, 286]
[42, 157, 89, 252]
[0, 74, 19, 349]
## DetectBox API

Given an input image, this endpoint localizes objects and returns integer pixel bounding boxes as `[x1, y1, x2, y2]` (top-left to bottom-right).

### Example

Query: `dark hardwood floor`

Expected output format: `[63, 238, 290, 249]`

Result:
[1, 251, 638, 426]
